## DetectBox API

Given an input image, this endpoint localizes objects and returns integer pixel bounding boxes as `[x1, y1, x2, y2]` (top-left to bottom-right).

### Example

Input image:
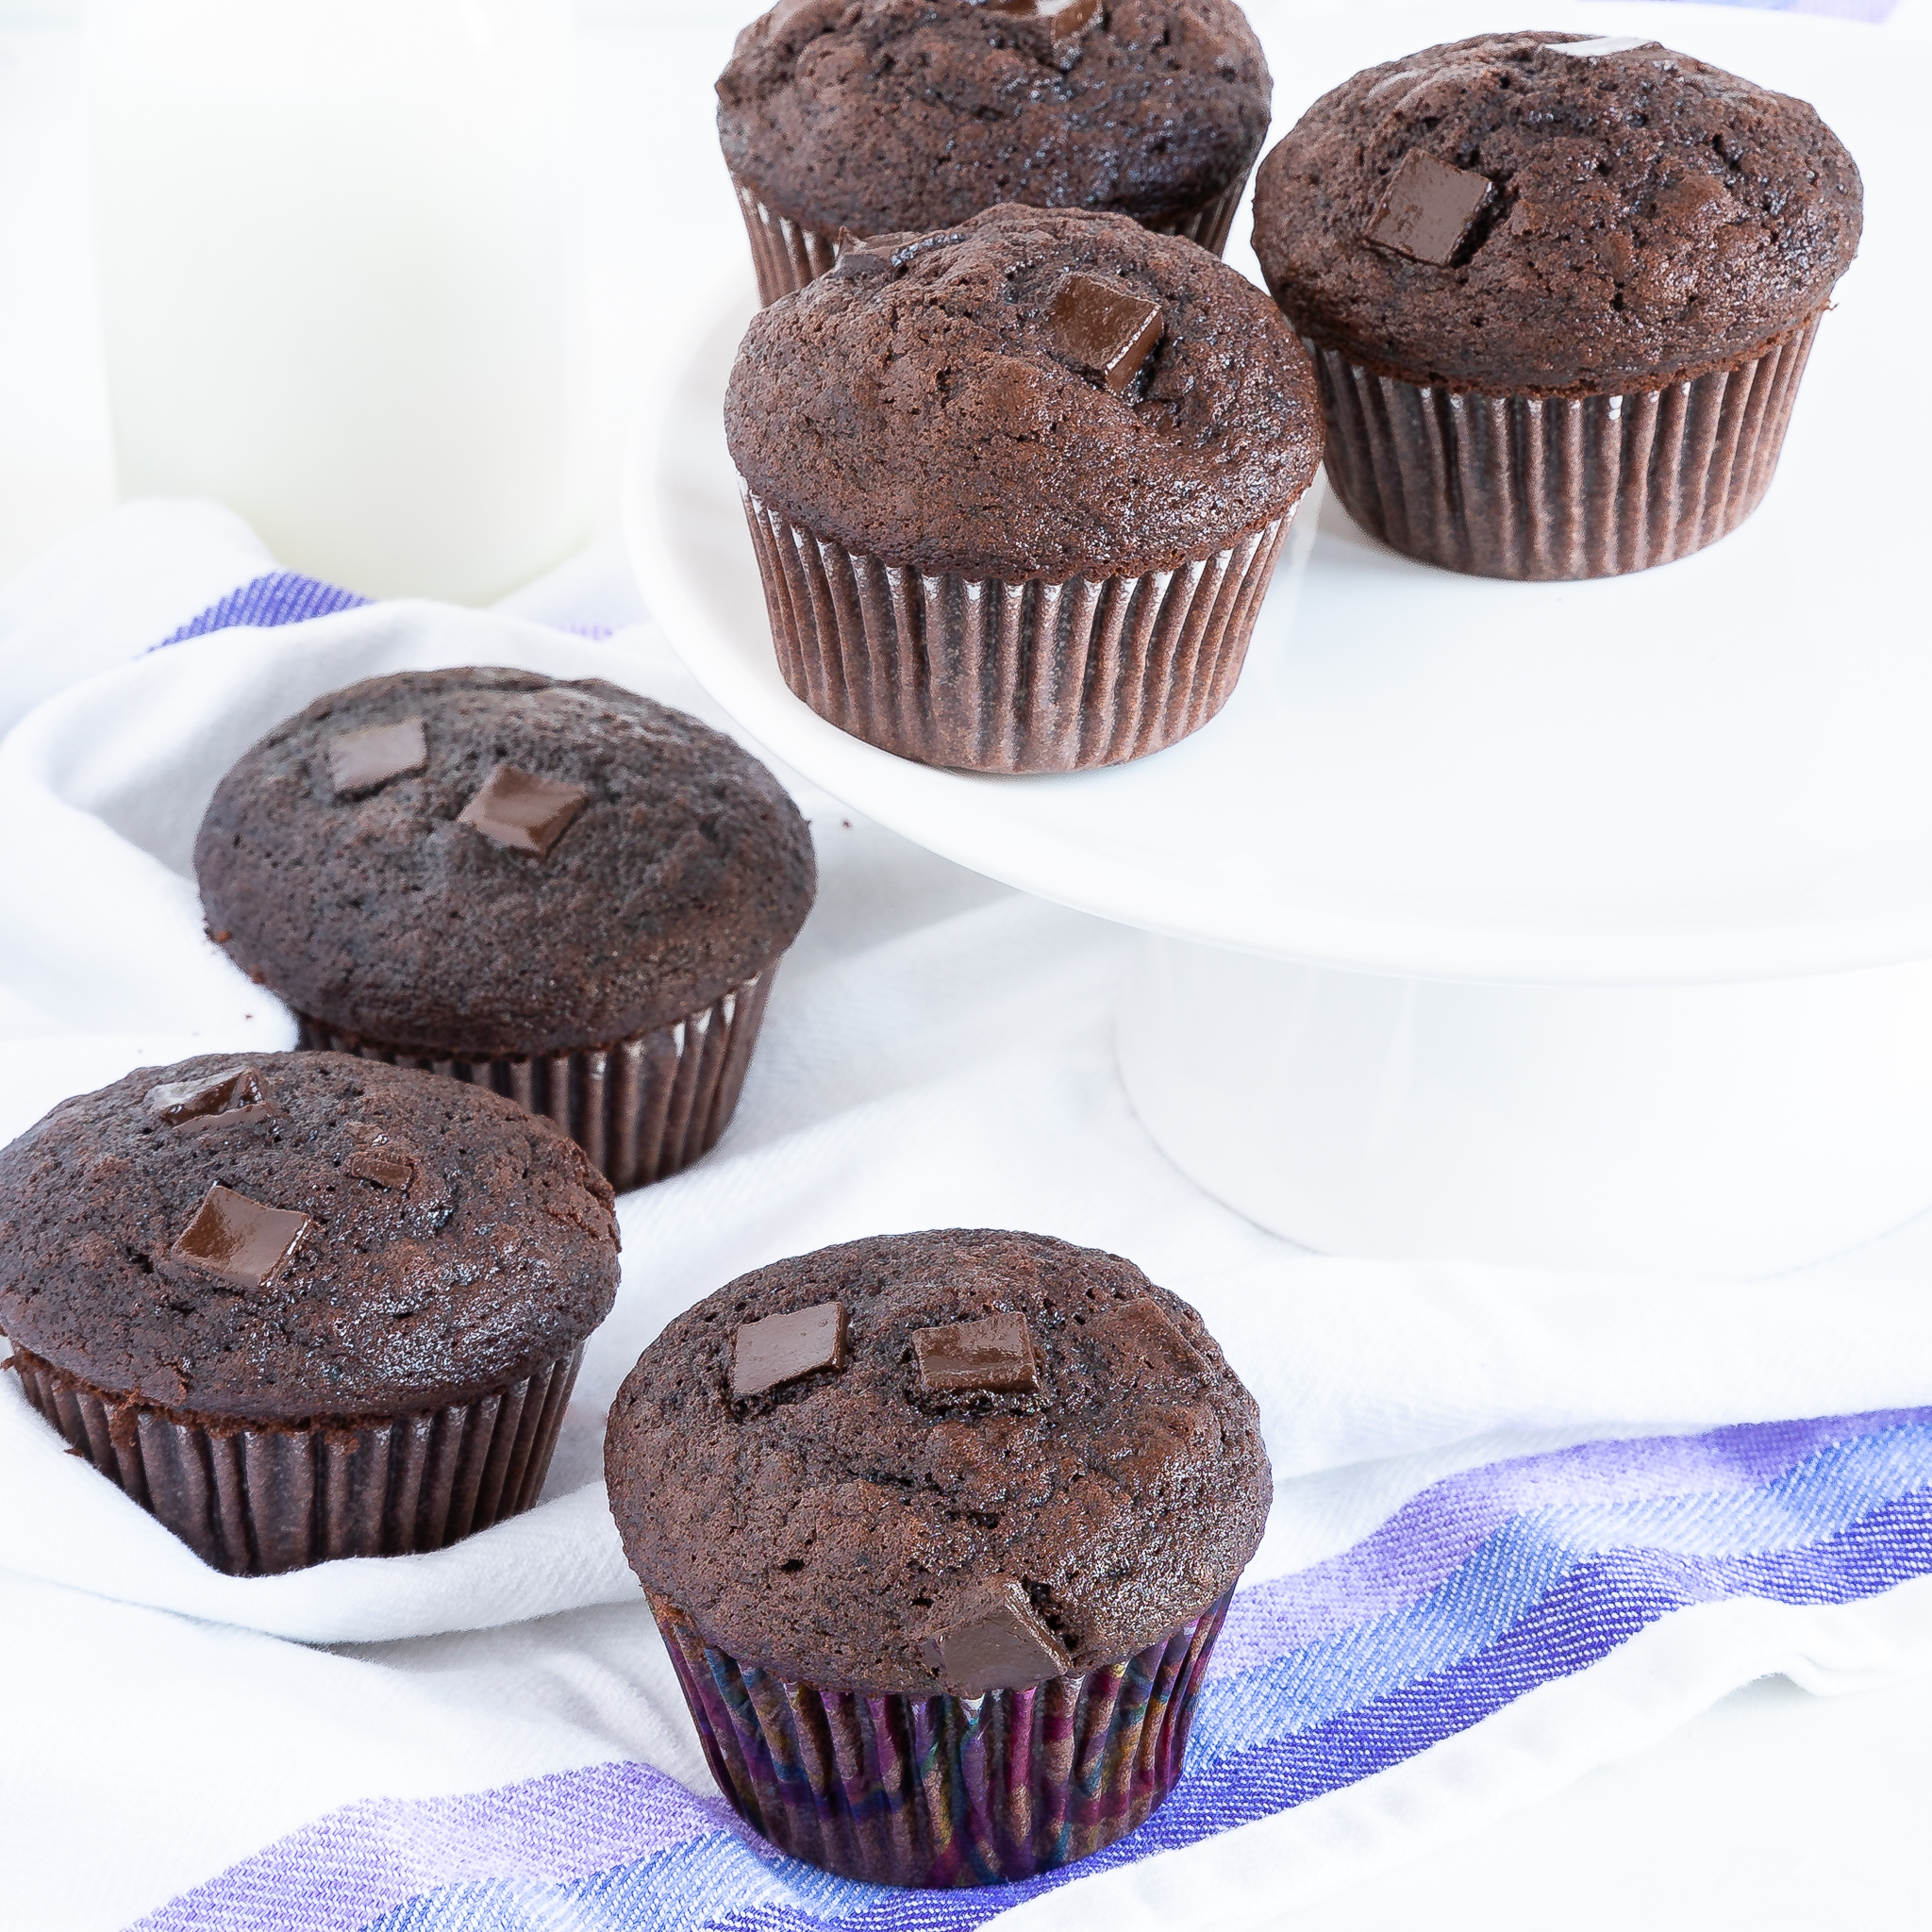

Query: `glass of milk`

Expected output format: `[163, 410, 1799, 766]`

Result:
[85, 0, 585, 604]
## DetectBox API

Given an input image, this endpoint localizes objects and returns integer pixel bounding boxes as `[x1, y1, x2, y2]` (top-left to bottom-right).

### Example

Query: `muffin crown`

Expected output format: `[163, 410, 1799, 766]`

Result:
[717, 0, 1271, 237]
[605, 1229, 1273, 1693]
[195, 670, 817, 1058]
[725, 204, 1322, 581]
[1252, 31, 1862, 394]
[0, 1053, 620, 1421]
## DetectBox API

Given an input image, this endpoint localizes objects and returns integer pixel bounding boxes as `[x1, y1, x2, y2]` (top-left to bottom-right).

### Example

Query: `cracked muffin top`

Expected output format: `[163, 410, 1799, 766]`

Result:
[725, 204, 1320, 580]
[195, 669, 816, 1058]
[605, 1228, 1271, 1693]
[718, 0, 1271, 238]
[1251, 30, 1861, 393]
[0, 1052, 620, 1421]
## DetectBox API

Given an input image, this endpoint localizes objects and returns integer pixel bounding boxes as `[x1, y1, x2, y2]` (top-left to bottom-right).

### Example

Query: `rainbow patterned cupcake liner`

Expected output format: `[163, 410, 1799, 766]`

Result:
[730, 175, 1251, 308]
[1307, 308, 1824, 580]
[7, 1343, 582, 1575]
[648, 1590, 1231, 1888]
[742, 493, 1295, 772]
[294, 971, 774, 1194]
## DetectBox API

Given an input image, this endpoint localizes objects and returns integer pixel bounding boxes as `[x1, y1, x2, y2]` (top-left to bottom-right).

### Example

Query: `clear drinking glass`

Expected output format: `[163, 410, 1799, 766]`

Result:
[86, 0, 585, 603]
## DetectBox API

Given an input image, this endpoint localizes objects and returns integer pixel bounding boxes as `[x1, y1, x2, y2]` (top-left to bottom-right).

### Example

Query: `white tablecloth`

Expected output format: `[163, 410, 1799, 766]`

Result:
[1, 498, 1930, 1930]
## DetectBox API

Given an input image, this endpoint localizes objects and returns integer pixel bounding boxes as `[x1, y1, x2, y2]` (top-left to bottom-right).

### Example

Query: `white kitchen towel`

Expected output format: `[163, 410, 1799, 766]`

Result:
[2, 503, 1931, 1931]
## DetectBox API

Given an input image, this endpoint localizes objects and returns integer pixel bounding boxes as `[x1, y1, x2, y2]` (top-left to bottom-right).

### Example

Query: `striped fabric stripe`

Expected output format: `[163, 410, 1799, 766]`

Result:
[138, 1409, 1932, 1932]
[149, 570, 616, 647]
[153, 572, 370, 647]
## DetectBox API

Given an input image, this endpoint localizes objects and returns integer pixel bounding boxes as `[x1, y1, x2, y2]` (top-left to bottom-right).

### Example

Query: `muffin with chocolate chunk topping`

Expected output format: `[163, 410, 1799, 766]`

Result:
[1251, 30, 1862, 577]
[605, 1228, 1271, 1887]
[0, 1052, 620, 1574]
[719, 0, 1272, 303]
[195, 669, 815, 1191]
[726, 203, 1321, 771]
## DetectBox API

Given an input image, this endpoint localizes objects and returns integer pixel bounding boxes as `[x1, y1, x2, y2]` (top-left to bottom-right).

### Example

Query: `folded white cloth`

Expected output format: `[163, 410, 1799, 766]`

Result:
[3, 502, 1931, 1932]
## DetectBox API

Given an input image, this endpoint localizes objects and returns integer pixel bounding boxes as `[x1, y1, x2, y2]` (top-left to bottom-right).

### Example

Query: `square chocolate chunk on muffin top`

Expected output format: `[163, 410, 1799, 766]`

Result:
[0, 1052, 621, 1574]
[607, 1231, 1271, 1887]
[193, 668, 817, 1191]
[608, 1229, 1271, 1697]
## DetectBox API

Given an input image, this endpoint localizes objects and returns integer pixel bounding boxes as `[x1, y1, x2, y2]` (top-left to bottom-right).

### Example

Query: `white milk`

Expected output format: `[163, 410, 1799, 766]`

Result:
[86, 0, 585, 603]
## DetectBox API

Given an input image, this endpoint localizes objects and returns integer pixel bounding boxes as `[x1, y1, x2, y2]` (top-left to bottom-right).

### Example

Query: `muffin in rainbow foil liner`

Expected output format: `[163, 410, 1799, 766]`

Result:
[718, 0, 1272, 306]
[648, 1588, 1231, 1886]
[725, 205, 1323, 774]
[0, 1052, 620, 1574]
[1250, 31, 1862, 580]
[604, 1230, 1272, 1888]
[195, 669, 816, 1191]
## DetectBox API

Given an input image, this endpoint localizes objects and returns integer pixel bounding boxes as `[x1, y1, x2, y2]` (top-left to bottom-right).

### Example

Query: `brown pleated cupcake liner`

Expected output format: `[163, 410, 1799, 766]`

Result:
[1140, 174, 1247, 257]
[730, 174, 1251, 308]
[1307, 310, 1824, 580]
[742, 492, 1295, 772]
[7, 1343, 582, 1575]
[650, 1589, 1231, 1888]
[732, 179, 841, 308]
[294, 971, 775, 1194]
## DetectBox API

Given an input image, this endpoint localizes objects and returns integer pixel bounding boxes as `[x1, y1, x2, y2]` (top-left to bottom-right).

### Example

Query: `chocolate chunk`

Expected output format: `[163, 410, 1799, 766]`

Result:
[1549, 35, 1658, 58]
[933, 1580, 1070, 1694]
[456, 764, 590, 858]
[1091, 1297, 1206, 1381]
[1041, 272, 1164, 392]
[326, 718, 426, 797]
[913, 1310, 1038, 1394]
[832, 230, 893, 278]
[174, 1104, 279, 1135]
[1365, 150, 1494, 267]
[733, 1300, 847, 1398]
[169, 1184, 316, 1290]
[144, 1067, 264, 1125]
[345, 1148, 414, 1191]
[983, 0, 1100, 40]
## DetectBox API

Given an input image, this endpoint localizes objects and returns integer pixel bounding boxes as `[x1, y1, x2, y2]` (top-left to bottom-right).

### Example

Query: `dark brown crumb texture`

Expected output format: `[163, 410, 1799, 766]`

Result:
[194, 669, 817, 1058]
[718, 0, 1271, 237]
[725, 203, 1321, 580]
[605, 1228, 1272, 1693]
[1251, 30, 1861, 394]
[0, 1053, 620, 1421]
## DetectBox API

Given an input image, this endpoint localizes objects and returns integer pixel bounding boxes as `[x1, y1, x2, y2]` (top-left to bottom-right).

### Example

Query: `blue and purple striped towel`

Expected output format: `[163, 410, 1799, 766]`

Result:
[133, 1410, 1932, 1931]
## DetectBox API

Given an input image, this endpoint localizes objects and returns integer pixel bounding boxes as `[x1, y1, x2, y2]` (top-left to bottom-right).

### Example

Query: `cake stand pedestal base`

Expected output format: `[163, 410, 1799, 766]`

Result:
[1117, 939, 1932, 1278]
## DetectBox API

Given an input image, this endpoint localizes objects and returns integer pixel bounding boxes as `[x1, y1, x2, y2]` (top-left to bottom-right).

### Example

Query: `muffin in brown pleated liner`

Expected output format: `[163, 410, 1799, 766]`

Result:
[294, 971, 774, 1193]
[730, 175, 1251, 308]
[732, 179, 841, 308]
[6, 1342, 582, 1576]
[1307, 309, 1824, 581]
[743, 492, 1295, 772]
[648, 1588, 1231, 1888]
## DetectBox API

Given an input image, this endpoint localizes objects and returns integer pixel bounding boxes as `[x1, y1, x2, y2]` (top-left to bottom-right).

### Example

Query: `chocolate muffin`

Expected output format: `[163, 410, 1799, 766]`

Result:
[606, 1228, 1271, 1886]
[1251, 31, 1862, 577]
[0, 1052, 620, 1574]
[718, 0, 1273, 304]
[726, 204, 1322, 771]
[195, 670, 816, 1191]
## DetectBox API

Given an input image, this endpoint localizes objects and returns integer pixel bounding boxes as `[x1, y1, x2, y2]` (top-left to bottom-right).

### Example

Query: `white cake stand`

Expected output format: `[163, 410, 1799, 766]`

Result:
[625, 7, 1929, 1279]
